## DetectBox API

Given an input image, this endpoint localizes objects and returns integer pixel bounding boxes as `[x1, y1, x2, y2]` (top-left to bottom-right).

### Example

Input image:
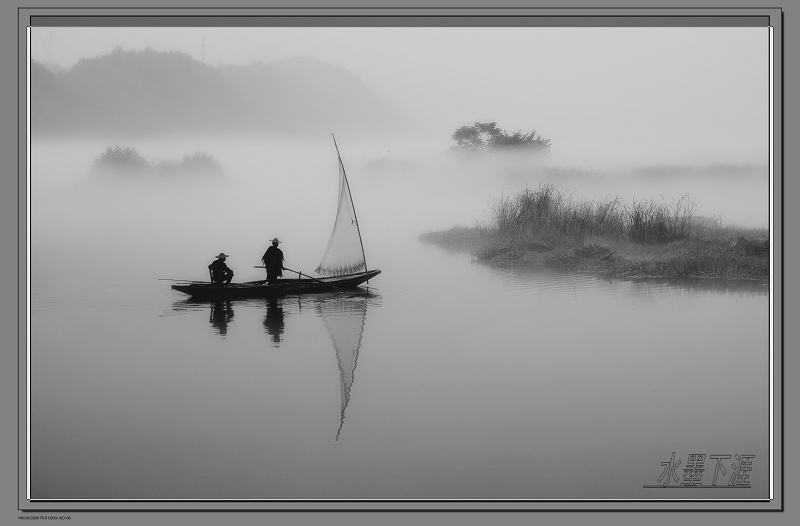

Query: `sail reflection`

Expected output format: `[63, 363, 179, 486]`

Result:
[313, 292, 378, 440]
[263, 297, 285, 346]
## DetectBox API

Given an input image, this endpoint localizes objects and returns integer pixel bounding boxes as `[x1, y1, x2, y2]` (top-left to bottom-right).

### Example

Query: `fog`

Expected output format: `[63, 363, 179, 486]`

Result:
[31, 26, 769, 165]
[31, 135, 501, 282]
[30, 25, 771, 281]
[30, 133, 768, 287]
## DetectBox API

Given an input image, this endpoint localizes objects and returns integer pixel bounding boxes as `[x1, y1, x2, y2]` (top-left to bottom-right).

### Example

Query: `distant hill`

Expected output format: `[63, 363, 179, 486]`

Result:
[41, 62, 68, 75]
[217, 57, 394, 135]
[30, 47, 398, 137]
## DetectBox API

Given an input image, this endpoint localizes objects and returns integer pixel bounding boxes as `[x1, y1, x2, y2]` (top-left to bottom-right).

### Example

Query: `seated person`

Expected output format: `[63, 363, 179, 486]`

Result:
[208, 252, 234, 284]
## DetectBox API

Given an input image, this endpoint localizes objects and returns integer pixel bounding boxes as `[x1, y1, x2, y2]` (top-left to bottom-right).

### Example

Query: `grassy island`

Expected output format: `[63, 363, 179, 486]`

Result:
[420, 184, 769, 284]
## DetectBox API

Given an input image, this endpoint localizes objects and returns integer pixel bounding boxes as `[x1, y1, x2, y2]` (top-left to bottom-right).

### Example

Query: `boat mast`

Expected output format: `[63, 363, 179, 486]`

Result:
[331, 133, 368, 273]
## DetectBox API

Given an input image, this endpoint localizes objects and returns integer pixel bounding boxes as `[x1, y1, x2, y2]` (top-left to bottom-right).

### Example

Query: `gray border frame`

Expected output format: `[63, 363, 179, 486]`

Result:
[7, 1, 789, 523]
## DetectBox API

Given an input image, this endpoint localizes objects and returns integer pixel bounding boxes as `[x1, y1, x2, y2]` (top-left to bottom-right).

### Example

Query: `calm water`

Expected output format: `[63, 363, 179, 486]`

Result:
[29, 138, 771, 500]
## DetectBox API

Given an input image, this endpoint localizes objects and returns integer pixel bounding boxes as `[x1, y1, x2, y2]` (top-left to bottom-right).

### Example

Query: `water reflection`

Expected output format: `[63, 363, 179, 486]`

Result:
[313, 293, 374, 440]
[209, 300, 234, 337]
[627, 277, 769, 297]
[171, 291, 380, 439]
[489, 265, 769, 302]
[262, 297, 285, 346]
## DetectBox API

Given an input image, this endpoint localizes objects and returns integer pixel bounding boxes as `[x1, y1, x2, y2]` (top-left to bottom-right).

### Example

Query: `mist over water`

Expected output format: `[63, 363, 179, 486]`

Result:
[29, 131, 770, 331]
[28, 130, 771, 500]
[31, 131, 769, 273]
[29, 129, 771, 324]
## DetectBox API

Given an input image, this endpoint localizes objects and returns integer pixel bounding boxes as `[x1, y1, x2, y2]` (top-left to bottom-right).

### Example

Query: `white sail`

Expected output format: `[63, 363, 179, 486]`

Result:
[315, 137, 367, 276]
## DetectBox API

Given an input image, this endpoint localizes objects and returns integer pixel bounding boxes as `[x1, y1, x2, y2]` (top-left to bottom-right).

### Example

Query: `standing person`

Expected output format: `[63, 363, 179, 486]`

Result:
[261, 238, 285, 284]
[208, 252, 234, 284]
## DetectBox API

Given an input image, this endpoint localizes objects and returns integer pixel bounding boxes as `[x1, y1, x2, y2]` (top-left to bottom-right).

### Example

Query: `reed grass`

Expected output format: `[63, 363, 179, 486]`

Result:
[423, 183, 769, 282]
[489, 183, 696, 244]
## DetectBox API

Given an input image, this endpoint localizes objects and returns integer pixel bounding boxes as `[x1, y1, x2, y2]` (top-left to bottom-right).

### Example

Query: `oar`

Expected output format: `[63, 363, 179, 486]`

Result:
[159, 278, 208, 284]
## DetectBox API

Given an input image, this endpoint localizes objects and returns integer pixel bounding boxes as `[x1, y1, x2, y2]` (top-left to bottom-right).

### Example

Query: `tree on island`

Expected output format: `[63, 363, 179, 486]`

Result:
[451, 122, 551, 154]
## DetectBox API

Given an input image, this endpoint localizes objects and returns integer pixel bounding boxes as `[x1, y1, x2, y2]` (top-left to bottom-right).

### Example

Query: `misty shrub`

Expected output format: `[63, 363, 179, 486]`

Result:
[93, 146, 225, 178]
[154, 152, 224, 176]
[179, 152, 224, 175]
[92, 145, 148, 173]
[154, 152, 225, 176]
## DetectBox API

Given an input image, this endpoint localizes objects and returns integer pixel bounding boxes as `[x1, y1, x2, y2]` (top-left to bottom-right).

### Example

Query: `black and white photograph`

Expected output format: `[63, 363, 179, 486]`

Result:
[21, 7, 781, 514]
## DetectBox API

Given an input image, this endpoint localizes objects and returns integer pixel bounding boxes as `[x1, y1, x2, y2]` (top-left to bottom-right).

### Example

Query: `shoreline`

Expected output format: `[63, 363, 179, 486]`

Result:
[419, 227, 770, 286]
[419, 182, 770, 287]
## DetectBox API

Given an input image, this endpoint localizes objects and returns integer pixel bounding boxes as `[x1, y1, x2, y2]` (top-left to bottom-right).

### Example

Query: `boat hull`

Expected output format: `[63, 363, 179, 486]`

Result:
[171, 270, 381, 300]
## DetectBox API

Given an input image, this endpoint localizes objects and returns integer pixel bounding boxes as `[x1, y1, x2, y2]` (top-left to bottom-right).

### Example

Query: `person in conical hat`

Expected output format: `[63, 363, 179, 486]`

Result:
[261, 238, 285, 284]
[208, 252, 234, 284]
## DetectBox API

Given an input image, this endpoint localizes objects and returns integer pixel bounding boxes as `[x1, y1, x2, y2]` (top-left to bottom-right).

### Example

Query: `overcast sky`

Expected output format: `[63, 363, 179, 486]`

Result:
[30, 26, 770, 166]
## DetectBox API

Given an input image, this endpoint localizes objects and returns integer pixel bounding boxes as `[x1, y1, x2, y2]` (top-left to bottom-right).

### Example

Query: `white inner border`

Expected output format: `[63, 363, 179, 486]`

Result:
[768, 24, 774, 500]
[23, 23, 777, 505]
[26, 25, 32, 502]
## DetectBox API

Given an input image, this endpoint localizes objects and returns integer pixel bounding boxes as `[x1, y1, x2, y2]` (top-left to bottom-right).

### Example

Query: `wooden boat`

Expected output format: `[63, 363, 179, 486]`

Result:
[171, 135, 380, 299]
[171, 270, 381, 300]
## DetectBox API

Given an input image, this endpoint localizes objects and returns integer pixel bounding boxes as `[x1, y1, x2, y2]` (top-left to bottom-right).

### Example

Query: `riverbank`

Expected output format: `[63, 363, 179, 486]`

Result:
[420, 228, 769, 283]
[419, 184, 770, 284]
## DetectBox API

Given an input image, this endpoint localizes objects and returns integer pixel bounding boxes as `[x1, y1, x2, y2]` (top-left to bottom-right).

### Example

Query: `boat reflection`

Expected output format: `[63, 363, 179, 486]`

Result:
[263, 297, 285, 346]
[209, 300, 235, 337]
[171, 290, 380, 439]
